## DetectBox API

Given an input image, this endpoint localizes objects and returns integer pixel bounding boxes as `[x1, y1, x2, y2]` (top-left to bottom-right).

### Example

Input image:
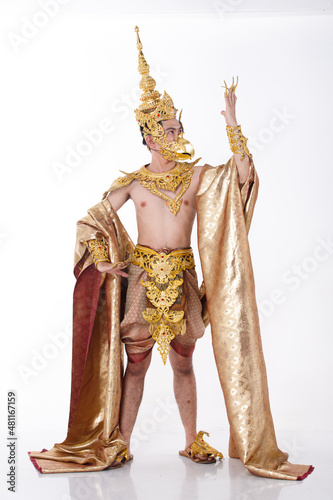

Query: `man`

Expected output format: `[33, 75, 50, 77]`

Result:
[95, 84, 250, 467]
[91, 27, 251, 463]
[28, 27, 313, 480]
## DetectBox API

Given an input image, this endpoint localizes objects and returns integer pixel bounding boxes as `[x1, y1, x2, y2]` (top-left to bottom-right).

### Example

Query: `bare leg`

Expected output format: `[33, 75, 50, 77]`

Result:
[169, 348, 215, 462]
[169, 348, 198, 448]
[119, 350, 152, 454]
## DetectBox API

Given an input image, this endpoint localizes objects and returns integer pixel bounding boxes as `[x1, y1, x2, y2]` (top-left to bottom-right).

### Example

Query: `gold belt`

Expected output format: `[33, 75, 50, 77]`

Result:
[131, 244, 195, 364]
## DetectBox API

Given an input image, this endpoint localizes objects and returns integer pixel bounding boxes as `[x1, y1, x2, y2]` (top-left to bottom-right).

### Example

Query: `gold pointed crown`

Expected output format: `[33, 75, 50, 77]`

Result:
[134, 26, 177, 136]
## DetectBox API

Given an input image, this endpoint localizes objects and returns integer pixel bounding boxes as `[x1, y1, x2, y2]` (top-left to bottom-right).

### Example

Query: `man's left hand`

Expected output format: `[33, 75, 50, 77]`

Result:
[221, 88, 238, 127]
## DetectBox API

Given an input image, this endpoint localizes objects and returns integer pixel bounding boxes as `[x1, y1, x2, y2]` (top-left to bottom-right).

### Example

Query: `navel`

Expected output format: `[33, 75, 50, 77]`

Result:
[141, 201, 147, 207]
[184, 200, 189, 206]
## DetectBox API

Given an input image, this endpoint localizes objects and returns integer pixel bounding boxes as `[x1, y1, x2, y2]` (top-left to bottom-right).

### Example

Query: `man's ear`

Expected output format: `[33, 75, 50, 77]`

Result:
[145, 134, 155, 148]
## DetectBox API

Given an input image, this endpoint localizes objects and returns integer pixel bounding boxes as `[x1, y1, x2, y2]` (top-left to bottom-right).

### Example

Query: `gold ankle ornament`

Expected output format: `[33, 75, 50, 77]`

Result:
[189, 431, 223, 460]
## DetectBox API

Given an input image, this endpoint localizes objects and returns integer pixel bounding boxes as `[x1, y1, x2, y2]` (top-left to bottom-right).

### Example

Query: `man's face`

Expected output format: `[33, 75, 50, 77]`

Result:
[160, 119, 183, 142]
[145, 116, 194, 161]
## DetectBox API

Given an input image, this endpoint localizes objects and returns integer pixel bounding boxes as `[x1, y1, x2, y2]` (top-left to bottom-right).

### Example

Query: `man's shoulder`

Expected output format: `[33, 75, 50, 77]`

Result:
[102, 168, 142, 199]
[192, 162, 215, 177]
[110, 171, 136, 190]
[190, 158, 215, 172]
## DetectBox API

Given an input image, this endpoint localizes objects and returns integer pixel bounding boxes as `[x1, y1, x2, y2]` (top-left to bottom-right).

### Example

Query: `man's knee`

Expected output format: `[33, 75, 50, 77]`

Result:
[169, 349, 193, 376]
[126, 350, 152, 376]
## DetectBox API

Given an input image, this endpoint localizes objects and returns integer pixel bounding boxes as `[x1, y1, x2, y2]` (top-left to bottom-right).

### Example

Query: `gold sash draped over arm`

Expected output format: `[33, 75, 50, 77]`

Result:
[28, 161, 313, 479]
[28, 198, 134, 473]
[196, 157, 313, 480]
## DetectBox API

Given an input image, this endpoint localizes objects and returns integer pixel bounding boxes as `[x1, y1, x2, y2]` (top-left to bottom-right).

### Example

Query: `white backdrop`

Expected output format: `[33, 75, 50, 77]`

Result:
[1, 1, 333, 494]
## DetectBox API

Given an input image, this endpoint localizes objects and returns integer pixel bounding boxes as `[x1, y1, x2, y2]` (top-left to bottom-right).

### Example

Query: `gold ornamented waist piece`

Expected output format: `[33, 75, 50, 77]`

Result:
[132, 244, 195, 364]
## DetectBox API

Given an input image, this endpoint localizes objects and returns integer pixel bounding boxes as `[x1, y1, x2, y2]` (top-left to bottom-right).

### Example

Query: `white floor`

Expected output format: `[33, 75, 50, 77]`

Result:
[3, 429, 332, 500]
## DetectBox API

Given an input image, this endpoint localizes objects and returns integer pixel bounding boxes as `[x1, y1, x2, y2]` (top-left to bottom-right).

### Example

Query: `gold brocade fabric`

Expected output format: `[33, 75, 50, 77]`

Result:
[28, 198, 134, 473]
[28, 160, 313, 479]
[196, 157, 313, 480]
[131, 244, 195, 364]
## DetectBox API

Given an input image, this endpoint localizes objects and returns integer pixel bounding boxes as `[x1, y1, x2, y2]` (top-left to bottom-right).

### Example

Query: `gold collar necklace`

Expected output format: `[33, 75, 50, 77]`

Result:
[120, 158, 200, 215]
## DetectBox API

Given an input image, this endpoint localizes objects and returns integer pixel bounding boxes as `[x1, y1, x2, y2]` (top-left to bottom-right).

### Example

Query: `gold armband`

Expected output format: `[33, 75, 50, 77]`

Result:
[85, 239, 110, 266]
[226, 124, 252, 161]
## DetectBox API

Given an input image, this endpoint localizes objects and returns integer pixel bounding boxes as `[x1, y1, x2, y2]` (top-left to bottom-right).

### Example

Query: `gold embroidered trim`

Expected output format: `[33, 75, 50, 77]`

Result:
[226, 124, 252, 161]
[85, 239, 110, 266]
[105, 159, 200, 215]
[132, 244, 195, 364]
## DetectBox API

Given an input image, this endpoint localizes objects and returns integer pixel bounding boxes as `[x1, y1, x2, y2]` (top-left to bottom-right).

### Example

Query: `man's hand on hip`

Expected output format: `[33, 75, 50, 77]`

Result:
[96, 261, 129, 277]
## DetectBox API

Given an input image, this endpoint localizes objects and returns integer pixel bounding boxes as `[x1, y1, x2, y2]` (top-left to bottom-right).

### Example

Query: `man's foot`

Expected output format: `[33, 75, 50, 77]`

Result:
[179, 430, 223, 464]
[179, 447, 216, 464]
[106, 451, 134, 469]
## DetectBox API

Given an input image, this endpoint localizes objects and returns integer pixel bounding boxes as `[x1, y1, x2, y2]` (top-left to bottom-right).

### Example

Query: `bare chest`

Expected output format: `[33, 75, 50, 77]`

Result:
[128, 174, 198, 218]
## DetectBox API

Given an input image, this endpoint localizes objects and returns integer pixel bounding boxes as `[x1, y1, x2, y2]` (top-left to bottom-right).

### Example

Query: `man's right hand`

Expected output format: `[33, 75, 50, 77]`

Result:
[96, 261, 129, 277]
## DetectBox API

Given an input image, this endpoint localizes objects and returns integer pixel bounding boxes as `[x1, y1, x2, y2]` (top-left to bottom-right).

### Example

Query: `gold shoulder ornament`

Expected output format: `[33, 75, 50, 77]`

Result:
[102, 172, 136, 199]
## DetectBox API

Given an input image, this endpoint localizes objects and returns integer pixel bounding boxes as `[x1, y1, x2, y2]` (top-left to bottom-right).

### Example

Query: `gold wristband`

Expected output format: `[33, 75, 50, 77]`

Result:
[85, 239, 110, 266]
[226, 124, 252, 161]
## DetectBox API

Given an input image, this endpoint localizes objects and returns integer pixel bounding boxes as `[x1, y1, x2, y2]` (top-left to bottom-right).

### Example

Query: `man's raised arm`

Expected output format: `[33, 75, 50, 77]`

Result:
[220, 78, 253, 187]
